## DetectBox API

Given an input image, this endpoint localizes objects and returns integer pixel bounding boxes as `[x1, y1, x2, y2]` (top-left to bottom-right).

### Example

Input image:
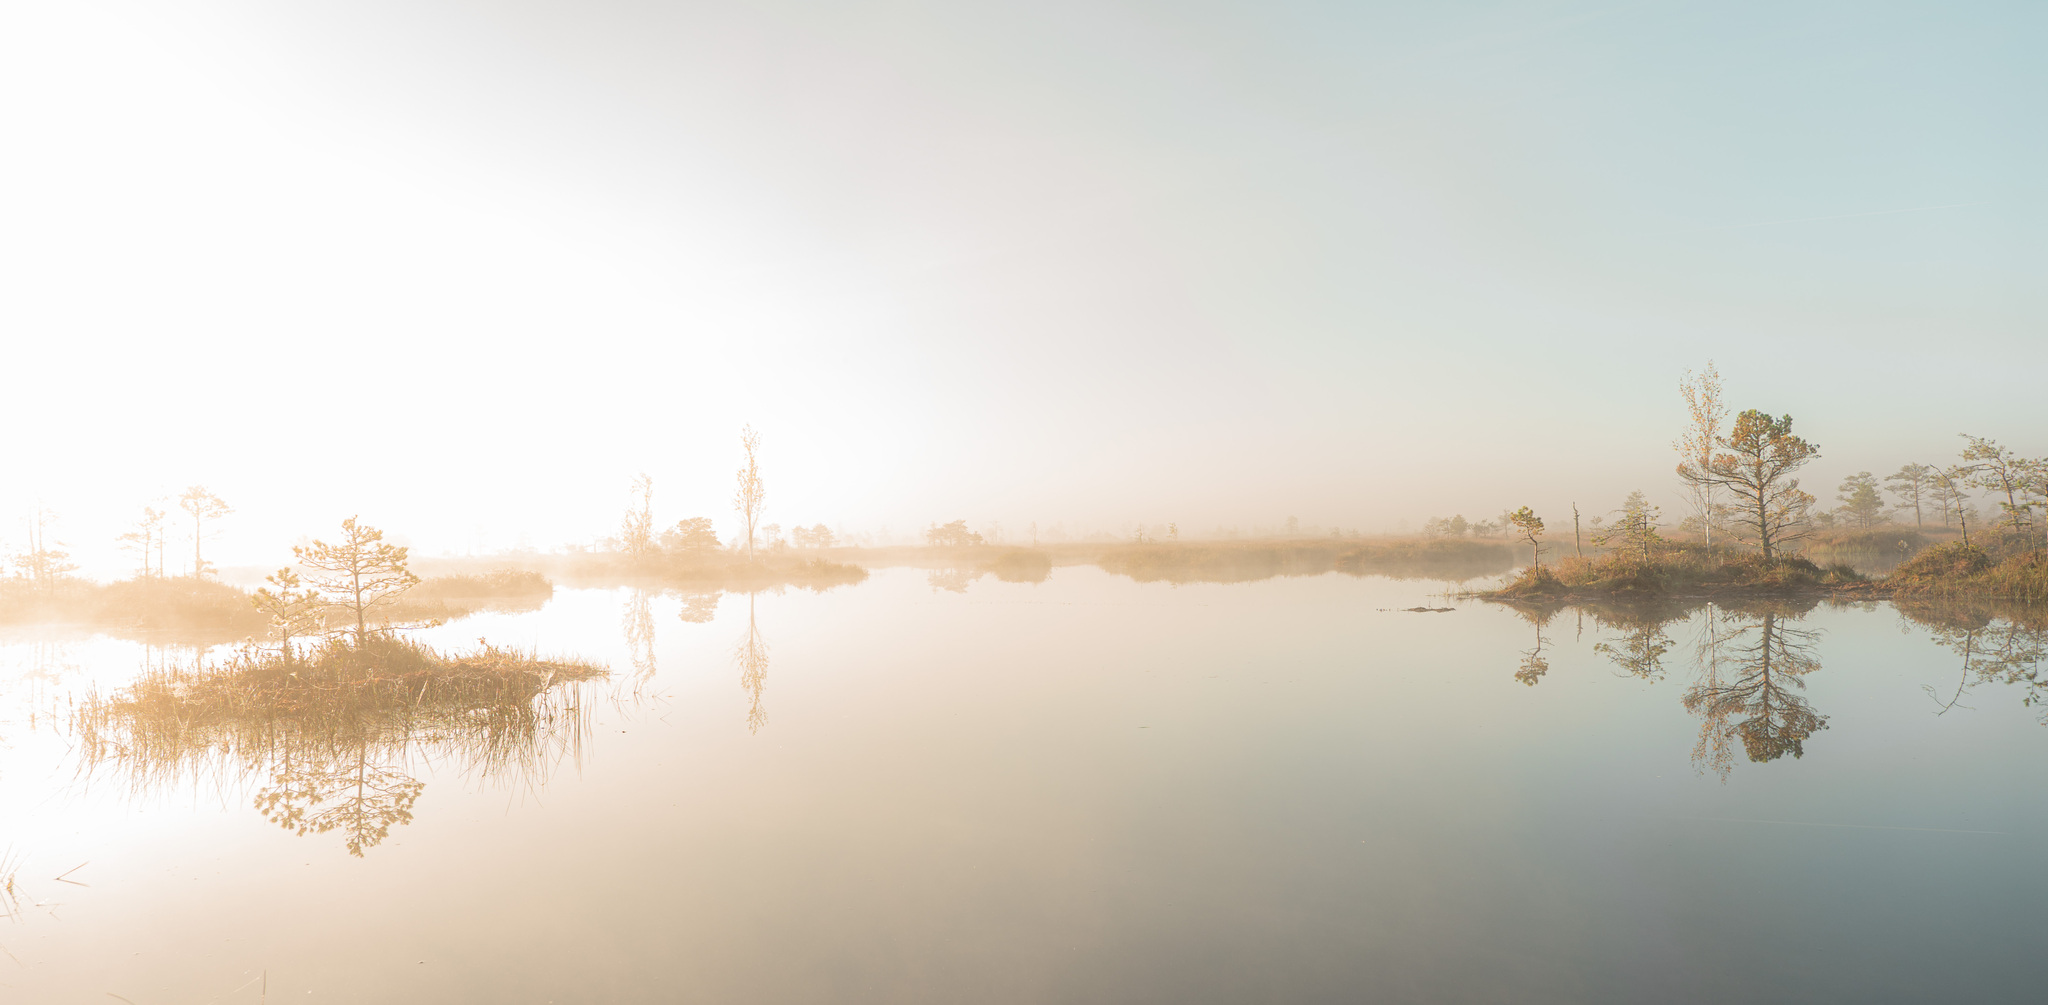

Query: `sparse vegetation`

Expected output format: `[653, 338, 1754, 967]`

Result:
[74, 633, 608, 857]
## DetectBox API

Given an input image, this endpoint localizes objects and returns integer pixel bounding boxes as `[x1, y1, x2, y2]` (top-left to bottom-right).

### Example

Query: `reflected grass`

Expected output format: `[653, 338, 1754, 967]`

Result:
[73, 634, 607, 856]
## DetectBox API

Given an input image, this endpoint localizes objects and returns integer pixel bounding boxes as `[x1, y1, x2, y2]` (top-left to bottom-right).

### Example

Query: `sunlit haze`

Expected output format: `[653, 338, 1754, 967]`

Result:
[5, 1, 2040, 571]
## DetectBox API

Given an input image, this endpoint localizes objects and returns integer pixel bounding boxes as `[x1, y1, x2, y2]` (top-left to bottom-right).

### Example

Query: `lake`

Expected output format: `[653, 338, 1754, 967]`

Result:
[3, 567, 2045, 1003]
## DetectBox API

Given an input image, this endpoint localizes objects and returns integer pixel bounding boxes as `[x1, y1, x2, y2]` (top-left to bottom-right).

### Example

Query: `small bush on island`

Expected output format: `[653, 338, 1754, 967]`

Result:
[981, 549, 1053, 583]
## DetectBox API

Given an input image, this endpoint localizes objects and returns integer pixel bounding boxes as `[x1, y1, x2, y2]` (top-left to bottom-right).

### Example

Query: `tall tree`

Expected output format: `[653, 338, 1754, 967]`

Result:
[1675, 363, 1729, 546]
[1835, 472, 1884, 530]
[618, 473, 655, 561]
[178, 486, 232, 579]
[1959, 435, 2032, 532]
[1677, 410, 1818, 559]
[115, 505, 167, 579]
[294, 517, 420, 645]
[250, 568, 325, 665]
[16, 503, 78, 599]
[1508, 507, 1545, 570]
[1884, 464, 1933, 528]
[1934, 465, 1977, 546]
[733, 425, 766, 561]
[1929, 465, 1969, 531]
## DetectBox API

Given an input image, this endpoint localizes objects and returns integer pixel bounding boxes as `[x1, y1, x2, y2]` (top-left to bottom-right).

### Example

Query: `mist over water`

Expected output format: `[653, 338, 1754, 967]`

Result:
[5, 570, 2046, 1002]
[6, 2, 2047, 1001]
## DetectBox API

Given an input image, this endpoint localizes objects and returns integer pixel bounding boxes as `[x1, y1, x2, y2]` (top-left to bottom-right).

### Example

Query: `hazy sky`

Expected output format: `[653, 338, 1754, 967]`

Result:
[4, 1, 2042, 572]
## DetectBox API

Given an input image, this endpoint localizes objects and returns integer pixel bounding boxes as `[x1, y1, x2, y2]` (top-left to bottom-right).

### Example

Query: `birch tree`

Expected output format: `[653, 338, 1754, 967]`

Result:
[733, 425, 766, 560]
[1675, 363, 1729, 545]
[1678, 410, 1818, 559]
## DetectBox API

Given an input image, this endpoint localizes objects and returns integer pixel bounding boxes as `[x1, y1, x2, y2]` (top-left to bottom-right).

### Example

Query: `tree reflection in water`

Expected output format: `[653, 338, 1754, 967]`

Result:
[1681, 609, 1828, 779]
[1549, 599, 1831, 779]
[73, 638, 606, 857]
[623, 587, 657, 684]
[1511, 608, 1551, 687]
[735, 592, 770, 734]
[1895, 598, 2048, 718]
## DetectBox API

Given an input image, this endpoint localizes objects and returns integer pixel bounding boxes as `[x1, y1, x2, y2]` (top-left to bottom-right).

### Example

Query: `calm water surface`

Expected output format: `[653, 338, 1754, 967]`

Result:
[2, 568, 2045, 1003]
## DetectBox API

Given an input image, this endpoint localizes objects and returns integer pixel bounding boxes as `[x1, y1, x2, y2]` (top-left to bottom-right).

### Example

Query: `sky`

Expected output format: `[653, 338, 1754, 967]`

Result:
[2, 0, 2042, 573]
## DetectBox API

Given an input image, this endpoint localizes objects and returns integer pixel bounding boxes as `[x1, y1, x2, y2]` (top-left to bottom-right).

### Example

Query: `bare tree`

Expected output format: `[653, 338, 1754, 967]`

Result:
[15, 503, 77, 599]
[733, 425, 766, 561]
[619, 473, 655, 562]
[178, 486, 232, 579]
[1675, 363, 1729, 546]
[116, 505, 167, 579]
[1678, 410, 1818, 560]
[294, 517, 421, 645]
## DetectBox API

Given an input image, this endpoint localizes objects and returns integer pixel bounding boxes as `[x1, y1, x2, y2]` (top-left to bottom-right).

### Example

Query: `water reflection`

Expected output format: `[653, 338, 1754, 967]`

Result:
[624, 588, 657, 683]
[1525, 599, 1834, 778]
[736, 592, 770, 733]
[1896, 599, 2048, 718]
[72, 640, 605, 857]
[1513, 610, 1549, 686]
[1682, 610, 1828, 779]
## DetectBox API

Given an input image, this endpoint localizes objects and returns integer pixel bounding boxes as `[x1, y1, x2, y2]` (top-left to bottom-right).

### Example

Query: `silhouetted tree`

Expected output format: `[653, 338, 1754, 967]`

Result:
[1836, 472, 1884, 530]
[660, 517, 721, 553]
[295, 517, 420, 645]
[1508, 507, 1544, 569]
[116, 505, 167, 579]
[177, 486, 232, 579]
[1677, 410, 1818, 559]
[734, 425, 766, 560]
[926, 520, 984, 548]
[15, 503, 77, 599]
[1885, 463, 1933, 528]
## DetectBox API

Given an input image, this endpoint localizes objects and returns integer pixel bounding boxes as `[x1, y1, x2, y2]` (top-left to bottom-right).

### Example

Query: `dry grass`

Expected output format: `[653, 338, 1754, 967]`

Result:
[74, 634, 609, 800]
[1887, 544, 2048, 604]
